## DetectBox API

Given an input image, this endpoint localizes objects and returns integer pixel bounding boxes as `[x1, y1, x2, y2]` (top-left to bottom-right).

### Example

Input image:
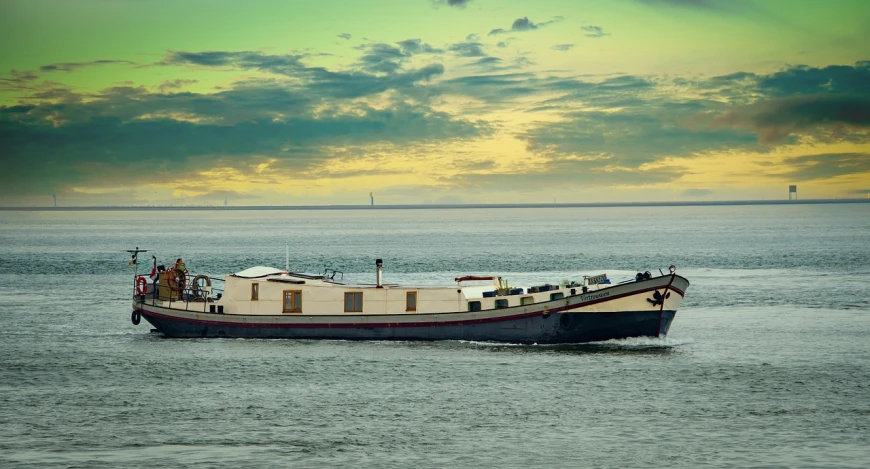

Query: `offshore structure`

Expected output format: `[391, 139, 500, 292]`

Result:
[789, 185, 797, 200]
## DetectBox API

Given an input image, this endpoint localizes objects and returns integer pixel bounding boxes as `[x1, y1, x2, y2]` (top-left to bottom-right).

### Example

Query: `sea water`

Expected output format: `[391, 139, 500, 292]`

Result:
[0, 205, 868, 468]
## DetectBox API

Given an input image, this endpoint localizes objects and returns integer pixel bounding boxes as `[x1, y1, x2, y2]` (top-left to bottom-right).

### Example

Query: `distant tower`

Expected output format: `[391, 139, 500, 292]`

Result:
[788, 185, 797, 200]
[370, 192, 374, 206]
[224, 198, 228, 206]
[52, 193, 57, 207]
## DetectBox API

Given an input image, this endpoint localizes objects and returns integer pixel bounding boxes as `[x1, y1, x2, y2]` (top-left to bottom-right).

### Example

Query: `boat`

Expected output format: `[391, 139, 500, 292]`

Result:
[127, 249, 690, 343]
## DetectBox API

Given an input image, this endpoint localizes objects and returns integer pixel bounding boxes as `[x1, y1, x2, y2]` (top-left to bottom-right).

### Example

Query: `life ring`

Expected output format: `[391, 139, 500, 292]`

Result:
[136, 277, 148, 295]
[192, 274, 211, 299]
[131, 310, 141, 325]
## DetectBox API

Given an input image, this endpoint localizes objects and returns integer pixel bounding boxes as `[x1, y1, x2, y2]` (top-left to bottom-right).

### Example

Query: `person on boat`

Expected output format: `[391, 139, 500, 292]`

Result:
[173, 258, 188, 297]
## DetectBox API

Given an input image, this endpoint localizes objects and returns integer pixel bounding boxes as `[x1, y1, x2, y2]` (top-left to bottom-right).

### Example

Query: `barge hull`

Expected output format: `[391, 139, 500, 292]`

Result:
[137, 308, 677, 344]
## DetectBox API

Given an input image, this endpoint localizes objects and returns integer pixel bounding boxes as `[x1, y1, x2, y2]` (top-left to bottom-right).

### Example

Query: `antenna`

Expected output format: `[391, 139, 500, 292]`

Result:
[285, 242, 289, 272]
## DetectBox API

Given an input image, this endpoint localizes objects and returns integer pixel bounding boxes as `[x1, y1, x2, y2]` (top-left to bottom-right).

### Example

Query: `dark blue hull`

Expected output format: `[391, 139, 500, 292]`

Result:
[137, 308, 677, 344]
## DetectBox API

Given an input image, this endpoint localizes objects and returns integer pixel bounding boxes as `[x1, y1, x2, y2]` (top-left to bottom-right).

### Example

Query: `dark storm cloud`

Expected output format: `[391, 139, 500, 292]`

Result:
[714, 95, 870, 143]
[581, 26, 609, 38]
[489, 16, 563, 36]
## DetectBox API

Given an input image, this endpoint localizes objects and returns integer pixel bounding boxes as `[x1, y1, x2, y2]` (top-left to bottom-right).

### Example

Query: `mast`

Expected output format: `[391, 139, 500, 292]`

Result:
[125, 247, 149, 295]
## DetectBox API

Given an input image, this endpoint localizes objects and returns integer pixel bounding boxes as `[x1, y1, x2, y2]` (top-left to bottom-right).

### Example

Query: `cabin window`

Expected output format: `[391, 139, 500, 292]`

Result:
[283, 290, 302, 313]
[521, 296, 534, 306]
[550, 292, 564, 301]
[251, 283, 259, 301]
[495, 299, 508, 309]
[468, 301, 481, 312]
[344, 292, 363, 312]
[406, 291, 417, 312]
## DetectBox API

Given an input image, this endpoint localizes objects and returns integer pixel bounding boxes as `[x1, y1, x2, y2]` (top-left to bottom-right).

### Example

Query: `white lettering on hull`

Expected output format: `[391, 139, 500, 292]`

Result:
[581, 292, 610, 302]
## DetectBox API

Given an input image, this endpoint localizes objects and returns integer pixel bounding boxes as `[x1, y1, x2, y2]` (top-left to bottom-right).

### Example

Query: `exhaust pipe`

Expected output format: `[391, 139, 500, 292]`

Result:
[376, 259, 383, 288]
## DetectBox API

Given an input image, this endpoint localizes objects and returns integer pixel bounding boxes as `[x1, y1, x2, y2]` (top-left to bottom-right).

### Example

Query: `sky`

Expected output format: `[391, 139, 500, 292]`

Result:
[1, 0, 869, 206]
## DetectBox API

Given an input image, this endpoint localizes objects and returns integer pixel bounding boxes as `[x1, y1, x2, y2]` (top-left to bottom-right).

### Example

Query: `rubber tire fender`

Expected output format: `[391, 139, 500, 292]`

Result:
[131, 310, 141, 325]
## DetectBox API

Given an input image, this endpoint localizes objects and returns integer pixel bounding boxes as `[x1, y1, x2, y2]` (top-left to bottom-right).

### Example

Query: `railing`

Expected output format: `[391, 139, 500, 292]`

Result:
[134, 284, 225, 313]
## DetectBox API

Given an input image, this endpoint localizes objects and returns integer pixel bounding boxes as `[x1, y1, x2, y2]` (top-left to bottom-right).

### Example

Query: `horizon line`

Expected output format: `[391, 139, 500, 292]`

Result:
[2, 198, 869, 211]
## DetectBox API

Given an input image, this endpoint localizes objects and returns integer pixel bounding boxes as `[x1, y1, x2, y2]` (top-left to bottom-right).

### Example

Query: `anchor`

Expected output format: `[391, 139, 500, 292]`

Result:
[647, 290, 671, 307]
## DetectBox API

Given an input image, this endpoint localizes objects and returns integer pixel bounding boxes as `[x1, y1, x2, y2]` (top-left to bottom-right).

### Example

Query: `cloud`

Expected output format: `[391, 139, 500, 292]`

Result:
[489, 16, 563, 35]
[714, 95, 870, 143]
[38, 60, 134, 73]
[448, 41, 487, 57]
[757, 61, 870, 96]
[356, 43, 407, 74]
[552, 44, 575, 51]
[356, 40, 442, 74]
[0, 48, 494, 198]
[581, 25, 609, 38]
[776, 153, 870, 181]
[338, 33, 352, 40]
[396, 39, 443, 55]
[157, 79, 198, 92]
[5, 48, 870, 203]
[446, 0, 471, 7]
[163, 50, 445, 99]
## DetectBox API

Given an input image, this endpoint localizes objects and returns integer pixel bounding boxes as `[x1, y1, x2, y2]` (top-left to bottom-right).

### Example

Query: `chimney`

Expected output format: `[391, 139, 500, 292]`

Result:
[376, 259, 383, 288]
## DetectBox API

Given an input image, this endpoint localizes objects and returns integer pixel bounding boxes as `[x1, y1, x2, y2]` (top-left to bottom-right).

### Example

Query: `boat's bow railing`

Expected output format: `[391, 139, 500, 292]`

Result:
[133, 283, 225, 313]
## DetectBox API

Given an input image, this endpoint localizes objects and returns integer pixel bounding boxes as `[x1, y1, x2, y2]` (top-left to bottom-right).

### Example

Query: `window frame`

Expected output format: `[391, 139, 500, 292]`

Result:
[494, 299, 509, 309]
[251, 282, 259, 301]
[520, 296, 534, 306]
[550, 292, 564, 301]
[344, 292, 363, 313]
[468, 301, 481, 312]
[406, 291, 417, 312]
[283, 290, 302, 313]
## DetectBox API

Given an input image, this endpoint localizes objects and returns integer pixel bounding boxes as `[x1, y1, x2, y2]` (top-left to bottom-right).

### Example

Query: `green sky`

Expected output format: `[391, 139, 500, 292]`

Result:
[1, 0, 868, 206]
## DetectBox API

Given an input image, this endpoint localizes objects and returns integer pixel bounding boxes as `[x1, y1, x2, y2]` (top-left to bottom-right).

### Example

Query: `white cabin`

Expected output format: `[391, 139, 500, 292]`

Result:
[211, 266, 601, 316]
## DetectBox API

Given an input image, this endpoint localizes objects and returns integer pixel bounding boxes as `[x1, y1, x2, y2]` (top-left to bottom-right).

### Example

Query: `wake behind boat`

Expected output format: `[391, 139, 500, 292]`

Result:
[127, 249, 689, 343]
